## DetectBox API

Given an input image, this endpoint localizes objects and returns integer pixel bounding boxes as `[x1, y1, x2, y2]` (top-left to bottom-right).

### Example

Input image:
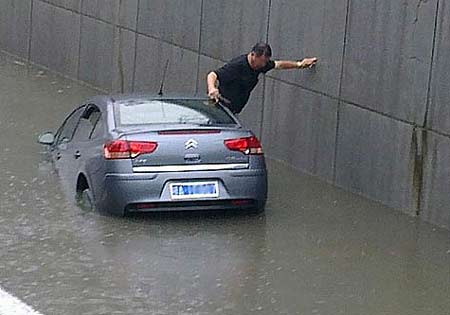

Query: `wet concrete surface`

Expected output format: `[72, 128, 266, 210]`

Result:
[0, 51, 449, 315]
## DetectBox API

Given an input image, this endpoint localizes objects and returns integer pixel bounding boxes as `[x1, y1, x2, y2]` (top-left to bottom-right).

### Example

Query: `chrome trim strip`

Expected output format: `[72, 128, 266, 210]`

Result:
[133, 163, 249, 173]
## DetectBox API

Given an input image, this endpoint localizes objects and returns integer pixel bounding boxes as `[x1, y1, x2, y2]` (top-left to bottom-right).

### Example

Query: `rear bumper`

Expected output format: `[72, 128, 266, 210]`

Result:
[97, 169, 267, 214]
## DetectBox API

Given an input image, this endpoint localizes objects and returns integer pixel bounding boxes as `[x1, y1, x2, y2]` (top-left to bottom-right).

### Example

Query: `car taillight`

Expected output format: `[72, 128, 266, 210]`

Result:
[224, 136, 263, 155]
[104, 140, 158, 159]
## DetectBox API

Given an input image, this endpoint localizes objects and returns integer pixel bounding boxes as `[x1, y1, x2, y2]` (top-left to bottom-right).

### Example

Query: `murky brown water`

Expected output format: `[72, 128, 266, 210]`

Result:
[0, 52, 449, 315]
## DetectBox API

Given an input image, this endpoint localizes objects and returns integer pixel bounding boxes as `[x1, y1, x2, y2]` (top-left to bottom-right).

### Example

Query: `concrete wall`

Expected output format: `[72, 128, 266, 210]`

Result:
[0, 0, 449, 229]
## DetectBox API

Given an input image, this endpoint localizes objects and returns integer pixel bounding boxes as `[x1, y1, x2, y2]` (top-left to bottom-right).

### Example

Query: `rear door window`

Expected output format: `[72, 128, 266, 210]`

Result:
[72, 105, 102, 142]
[89, 116, 104, 140]
[55, 106, 86, 145]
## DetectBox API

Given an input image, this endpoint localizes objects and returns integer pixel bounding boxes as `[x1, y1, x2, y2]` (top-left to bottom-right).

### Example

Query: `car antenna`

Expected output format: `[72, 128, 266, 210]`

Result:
[158, 59, 170, 96]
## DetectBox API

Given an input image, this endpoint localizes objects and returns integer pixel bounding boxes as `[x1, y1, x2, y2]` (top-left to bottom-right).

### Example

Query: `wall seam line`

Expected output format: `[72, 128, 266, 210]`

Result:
[27, 0, 34, 63]
[414, 0, 441, 217]
[131, 0, 141, 92]
[423, 0, 440, 128]
[195, 0, 205, 95]
[333, 0, 351, 183]
[260, 0, 272, 141]
[76, 0, 83, 81]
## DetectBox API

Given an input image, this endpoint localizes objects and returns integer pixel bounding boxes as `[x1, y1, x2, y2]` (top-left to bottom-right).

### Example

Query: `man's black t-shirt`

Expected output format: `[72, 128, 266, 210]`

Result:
[214, 55, 275, 114]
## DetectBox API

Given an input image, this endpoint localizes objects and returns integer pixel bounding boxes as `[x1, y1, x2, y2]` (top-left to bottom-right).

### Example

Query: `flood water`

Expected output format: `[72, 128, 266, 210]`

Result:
[0, 52, 449, 315]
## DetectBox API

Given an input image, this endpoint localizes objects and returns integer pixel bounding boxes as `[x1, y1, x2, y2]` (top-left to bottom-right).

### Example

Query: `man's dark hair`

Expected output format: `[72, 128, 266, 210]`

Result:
[251, 42, 272, 58]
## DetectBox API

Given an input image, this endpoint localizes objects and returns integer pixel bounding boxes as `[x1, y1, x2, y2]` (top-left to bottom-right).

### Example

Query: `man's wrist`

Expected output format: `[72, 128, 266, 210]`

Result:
[297, 60, 305, 69]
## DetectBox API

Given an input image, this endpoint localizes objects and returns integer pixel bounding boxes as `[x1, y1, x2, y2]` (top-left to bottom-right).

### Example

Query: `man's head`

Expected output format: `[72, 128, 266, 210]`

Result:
[248, 42, 272, 70]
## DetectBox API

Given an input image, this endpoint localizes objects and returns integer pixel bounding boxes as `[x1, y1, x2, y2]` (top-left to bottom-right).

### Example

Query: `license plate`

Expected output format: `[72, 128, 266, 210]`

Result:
[170, 181, 219, 200]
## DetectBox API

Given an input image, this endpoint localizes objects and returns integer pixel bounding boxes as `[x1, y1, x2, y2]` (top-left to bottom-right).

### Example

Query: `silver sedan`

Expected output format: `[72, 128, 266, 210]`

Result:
[38, 95, 268, 215]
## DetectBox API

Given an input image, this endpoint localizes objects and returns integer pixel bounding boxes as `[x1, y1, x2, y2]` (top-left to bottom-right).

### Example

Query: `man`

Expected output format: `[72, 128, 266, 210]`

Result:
[207, 42, 318, 114]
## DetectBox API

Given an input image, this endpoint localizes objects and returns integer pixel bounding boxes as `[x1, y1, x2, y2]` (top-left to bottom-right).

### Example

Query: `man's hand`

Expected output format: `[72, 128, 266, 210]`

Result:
[299, 57, 318, 68]
[207, 72, 220, 102]
[208, 87, 220, 102]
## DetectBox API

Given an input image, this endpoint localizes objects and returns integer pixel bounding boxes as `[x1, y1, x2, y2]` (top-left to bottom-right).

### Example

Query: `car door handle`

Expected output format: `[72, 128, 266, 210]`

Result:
[74, 151, 81, 159]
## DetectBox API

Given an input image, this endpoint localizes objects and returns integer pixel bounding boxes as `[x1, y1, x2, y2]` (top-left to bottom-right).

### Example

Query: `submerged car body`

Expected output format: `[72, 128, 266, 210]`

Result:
[39, 95, 268, 215]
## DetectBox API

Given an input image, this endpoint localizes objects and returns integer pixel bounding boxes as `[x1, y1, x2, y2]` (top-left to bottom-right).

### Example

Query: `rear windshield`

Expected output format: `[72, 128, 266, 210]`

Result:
[114, 99, 236, 126]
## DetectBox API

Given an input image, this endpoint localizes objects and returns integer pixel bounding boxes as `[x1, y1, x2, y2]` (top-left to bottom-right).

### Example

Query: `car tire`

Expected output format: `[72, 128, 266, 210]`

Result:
[79, 188, 95, 212]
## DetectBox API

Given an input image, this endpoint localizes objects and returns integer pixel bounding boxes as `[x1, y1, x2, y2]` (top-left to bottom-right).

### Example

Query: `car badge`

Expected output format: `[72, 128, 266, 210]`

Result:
[185, 139, 198, 150]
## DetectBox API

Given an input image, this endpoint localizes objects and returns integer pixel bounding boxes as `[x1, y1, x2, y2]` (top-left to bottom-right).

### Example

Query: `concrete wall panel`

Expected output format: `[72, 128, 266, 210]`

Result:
[138, 0, 202, 51]
[427, 0, 450, 135]
[112, 28, 136, 93]
[78, 17, 135, 93]
[200, 0, 269, 61]
[81, 0, 119, 24]
[268, 0, 347, 97]
[30, 1, 80, 77]
[240, 82, 265, 139]
[421, 132, 450, 229]
[0, 0, 31, 58]
[262, 78, 337, 181]
[133, 35, 198, 94]
[336, 104, 415, 213]
[119, 0, 138, 30]
[78, 17, 114, 90]
[43, 0, 81, 12]
[341, 0, 437, 124]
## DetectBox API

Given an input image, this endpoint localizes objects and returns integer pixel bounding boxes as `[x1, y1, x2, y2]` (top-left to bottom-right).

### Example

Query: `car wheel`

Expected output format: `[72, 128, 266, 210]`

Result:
[79, 188, 95, 212]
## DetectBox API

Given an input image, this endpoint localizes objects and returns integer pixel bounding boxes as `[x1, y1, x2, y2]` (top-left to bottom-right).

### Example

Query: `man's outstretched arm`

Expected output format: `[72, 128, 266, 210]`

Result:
[274, 57, 318, 70]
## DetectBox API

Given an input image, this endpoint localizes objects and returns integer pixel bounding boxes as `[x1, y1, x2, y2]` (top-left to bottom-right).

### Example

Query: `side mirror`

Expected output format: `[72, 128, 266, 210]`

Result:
[38, 132, 55, 145]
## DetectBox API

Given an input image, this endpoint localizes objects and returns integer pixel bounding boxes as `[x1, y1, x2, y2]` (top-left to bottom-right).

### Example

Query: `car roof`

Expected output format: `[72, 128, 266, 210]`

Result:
[86, 93, 209, 110]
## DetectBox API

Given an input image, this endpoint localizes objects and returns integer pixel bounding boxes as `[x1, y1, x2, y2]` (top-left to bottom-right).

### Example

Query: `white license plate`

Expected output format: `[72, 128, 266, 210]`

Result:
[170, 181, 219, 200]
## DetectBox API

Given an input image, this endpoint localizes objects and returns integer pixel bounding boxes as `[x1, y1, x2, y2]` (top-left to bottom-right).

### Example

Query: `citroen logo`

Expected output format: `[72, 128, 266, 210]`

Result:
[185, 139, 198, 150]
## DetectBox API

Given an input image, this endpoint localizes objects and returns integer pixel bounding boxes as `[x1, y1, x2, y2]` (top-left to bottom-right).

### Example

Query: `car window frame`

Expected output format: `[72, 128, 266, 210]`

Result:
[71, 104, 103, 143]
[54, 105, 86, 147]
[87, 105, 103, 140]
